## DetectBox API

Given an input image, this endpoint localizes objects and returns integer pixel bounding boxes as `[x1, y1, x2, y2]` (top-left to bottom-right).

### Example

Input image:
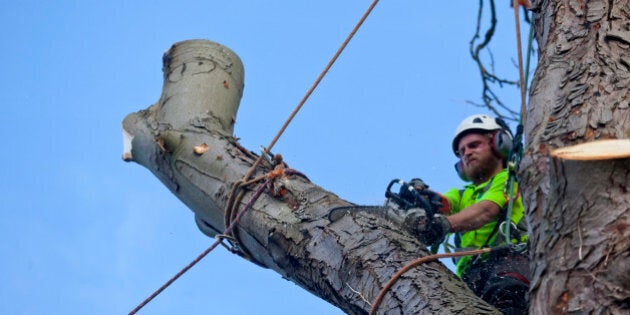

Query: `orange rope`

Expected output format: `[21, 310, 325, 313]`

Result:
[512, 0, 527, 130]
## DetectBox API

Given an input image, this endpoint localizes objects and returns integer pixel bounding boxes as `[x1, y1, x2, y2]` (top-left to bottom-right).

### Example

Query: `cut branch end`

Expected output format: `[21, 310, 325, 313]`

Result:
[550, 139, 630, 160]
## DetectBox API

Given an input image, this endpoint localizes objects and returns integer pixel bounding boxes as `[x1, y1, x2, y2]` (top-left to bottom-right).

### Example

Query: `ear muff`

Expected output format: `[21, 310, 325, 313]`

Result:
[454, 159, 470, 182]
[491, 117, 514, 159]
[491, 130, 513, 159]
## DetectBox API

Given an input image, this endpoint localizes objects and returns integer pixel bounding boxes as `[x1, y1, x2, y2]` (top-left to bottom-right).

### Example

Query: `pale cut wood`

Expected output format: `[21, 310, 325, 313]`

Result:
[551, 139, 630, 160]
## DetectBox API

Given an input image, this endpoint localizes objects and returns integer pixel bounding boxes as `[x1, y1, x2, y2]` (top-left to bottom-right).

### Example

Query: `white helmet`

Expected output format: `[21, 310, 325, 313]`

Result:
[452, 114, 505, 156]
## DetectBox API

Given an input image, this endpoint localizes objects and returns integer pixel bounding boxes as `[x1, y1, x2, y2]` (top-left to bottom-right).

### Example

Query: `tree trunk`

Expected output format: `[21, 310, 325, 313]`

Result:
[122, 40, 498, 314]
[521, 0, 630, 313]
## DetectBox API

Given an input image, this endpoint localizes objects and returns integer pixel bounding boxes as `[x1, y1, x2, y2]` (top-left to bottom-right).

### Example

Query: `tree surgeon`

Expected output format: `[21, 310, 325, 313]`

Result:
[389, 114, 531, 314]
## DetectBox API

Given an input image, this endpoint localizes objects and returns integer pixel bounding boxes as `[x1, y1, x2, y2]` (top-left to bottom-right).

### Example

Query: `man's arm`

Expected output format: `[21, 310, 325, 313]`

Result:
[446, 200, 501, 232]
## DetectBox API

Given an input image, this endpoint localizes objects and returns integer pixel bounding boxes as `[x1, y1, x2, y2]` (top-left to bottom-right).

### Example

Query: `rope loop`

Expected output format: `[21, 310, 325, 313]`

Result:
[224, 180, 246, 231]
[215, 234, 241, 253]
[221, 175, 268, 260]
[220, 161, 311, 259]
[498, 221, 519, 243]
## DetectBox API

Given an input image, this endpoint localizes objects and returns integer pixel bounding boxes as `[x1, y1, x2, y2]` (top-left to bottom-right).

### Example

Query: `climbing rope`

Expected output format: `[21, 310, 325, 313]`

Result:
[501, 0, 530, 243]
[513, 0, 527, 130]
[128, 1, 380, 313]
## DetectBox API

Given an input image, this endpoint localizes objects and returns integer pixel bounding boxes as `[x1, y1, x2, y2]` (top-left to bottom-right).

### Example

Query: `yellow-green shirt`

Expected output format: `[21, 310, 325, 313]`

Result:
[443, 169, 526, 276]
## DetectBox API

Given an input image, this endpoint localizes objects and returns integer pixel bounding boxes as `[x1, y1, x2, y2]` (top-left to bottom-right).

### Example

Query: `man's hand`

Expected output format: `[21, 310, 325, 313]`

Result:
[402, 178, 451, 215]
[418, 189, 451, 215]
[402, 210, 451, 246]
[408, 178, 428, 191]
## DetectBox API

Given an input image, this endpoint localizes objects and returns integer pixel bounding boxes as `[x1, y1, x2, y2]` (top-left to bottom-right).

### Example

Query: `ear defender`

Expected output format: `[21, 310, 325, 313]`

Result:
[492, 129, 514, 159]
[454, 159, 470, 182]
[492, 117, 514, 159]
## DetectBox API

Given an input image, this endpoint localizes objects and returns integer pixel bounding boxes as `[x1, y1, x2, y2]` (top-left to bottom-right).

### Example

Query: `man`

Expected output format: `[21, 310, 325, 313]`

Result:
[329, 114, 530, 312]
[405, 114, 530, 314]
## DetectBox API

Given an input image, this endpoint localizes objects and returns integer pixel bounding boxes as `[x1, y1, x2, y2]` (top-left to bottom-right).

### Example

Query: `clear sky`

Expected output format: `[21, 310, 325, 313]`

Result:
[0, 1, 530, 314]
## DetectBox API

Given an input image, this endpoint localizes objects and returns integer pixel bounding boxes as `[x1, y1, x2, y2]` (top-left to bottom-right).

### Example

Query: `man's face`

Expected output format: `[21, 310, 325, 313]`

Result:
[457, 133, 502, 182]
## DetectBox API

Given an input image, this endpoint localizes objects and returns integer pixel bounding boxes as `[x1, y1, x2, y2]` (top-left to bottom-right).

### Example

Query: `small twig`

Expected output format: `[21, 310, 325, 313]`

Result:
[469, 0, 523, 119]
[346, 283, 372, 306]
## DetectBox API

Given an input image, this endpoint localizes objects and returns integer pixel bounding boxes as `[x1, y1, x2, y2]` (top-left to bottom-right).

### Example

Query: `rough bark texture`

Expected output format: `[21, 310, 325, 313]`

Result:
[122, 40, 499, 314]
[522, 0, 630, 313]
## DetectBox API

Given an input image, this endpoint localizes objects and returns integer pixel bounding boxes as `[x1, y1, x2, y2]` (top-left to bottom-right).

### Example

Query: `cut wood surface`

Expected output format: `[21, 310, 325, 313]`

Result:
[551, 139, 630, 160]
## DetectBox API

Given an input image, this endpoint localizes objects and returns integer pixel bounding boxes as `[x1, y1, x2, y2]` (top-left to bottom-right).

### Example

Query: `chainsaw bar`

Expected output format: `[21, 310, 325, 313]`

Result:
[328, 205, 395, 223]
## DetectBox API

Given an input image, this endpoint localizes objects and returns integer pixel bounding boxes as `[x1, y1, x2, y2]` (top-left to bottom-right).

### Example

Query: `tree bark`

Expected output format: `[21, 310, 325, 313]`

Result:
[122, 40, 498, 314]
[522, 0, 630, 313]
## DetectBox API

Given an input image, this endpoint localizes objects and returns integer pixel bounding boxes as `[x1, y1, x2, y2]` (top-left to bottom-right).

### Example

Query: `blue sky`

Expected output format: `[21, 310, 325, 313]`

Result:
[0, 1, 529, 314]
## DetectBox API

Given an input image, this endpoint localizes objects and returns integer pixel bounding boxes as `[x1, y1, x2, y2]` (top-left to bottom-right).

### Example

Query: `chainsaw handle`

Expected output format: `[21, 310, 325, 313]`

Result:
[385, 179, 411, 209]
[385, 179, 403, 197]
[384, 178, 438, 216]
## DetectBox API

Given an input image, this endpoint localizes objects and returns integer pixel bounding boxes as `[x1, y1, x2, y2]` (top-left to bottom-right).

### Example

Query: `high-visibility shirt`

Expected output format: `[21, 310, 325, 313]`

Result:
[443, 169, 527, 277]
